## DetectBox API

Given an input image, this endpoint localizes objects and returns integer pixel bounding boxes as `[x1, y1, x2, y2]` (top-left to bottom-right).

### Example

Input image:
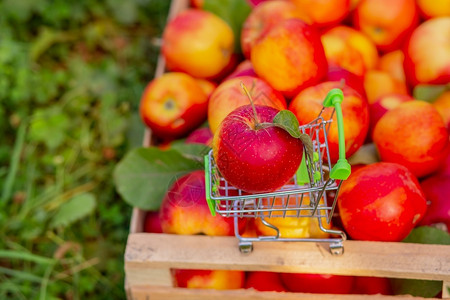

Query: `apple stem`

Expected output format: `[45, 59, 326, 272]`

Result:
[240, 82, 261, 128]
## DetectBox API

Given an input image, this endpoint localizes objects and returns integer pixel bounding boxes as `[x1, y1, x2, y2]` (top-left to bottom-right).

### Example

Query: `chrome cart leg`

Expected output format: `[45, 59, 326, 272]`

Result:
[329, 242, 344, 255]
[238, 241, 253, 254]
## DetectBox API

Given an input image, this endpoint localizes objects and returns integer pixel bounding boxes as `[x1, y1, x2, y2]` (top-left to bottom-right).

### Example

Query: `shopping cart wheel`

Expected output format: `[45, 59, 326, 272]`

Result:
[329, 243, 344, 255]
[239, 242, 253, 254]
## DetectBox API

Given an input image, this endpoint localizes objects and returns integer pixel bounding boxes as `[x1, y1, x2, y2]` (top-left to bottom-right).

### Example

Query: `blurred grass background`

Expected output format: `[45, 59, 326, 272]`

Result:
[0, 0, 170, 298]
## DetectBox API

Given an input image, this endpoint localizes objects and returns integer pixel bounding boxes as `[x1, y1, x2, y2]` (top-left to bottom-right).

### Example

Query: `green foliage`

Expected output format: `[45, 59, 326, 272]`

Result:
[113, 145, 208, 210]
[0, 0, 170, 299]
[203, 0, 252, 53]
[391, 226, 450, 298]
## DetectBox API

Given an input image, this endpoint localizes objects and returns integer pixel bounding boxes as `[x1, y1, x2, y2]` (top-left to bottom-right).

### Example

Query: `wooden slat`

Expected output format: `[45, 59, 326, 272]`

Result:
[125, 233, 450, 282]
[128, 285, 439, 300]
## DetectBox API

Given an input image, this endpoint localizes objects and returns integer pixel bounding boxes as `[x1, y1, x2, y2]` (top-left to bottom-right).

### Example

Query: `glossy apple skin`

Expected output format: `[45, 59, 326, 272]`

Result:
[185, 127, 213, 146]
[173, 269, 245, 290]
[377, 50, 406, 83]
[353, 0, 419, 52]
[363, 70, 409, 105]
[162, 9, 234, 79]
[213, 105, 304, 193]
[254, 196, 331, 239]
[143, 211, 163, 233]
[373, 100, 450, 178]
[403, 17, 450, 87]
[352, 276, 393, 295]
[251, 19, 327, 98]
[321, 25, 379, 78]
[291, 0, 350, 28]
[208, 76, 286, 134]
[289, 81, 369, 163]
[240, 0, 310, 59]
[368, 93, 414, 138]
[416, 0, 450, 19]
[159, 170, 238, 236]
[224, 60, 257, 80]
[245, 271, 287, 292]
[432, 91, 450, 133]
[280, 273, 355, 294]
[338, 162, 427, 241]
[139, 72, 208, 139]
[419, 172, 450, 230]
[326, 66, 365, 97]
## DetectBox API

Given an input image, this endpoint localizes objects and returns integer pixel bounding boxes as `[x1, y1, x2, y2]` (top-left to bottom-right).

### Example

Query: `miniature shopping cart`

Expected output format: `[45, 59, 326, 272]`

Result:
[204, 89, 351, 255]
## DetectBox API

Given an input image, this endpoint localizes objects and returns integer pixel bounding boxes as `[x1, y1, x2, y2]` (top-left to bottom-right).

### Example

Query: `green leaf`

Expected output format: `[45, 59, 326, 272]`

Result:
[49, 193, 96, 228]
[273, 110, 314, 162]
[169, 142, 211, 164]
[113, 147, 202, 210]
[391, 226, 450, 297]
[203, 0, 252, 53]
[413, 84, 450, 103]
[273, 110, 301, 138]
[403, 226, 450, 245]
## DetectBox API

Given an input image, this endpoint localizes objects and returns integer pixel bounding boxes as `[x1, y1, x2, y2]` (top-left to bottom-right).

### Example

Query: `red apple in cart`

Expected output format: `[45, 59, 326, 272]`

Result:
[159, 170, 242, 236]
[213, 104, 304, 194]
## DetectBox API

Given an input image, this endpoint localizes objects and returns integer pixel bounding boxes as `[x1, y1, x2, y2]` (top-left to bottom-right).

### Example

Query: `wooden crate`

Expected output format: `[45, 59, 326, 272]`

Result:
[124, 0, 450, 298]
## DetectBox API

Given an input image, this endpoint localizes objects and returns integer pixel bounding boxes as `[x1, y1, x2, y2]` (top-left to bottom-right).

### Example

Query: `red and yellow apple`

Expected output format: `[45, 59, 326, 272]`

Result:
[208, 76, 287, 134]
[213, 105, 304, 193]
[326, 66, 365, 97]
[353, 0, 419, 52]
[373, 100, 449, 178]
[280, 272, 355, 294]
[224, 60, 257, 80]
[291, 0, 351, 28]
[403, 17, 450, 87]
[377, 50, 406, 83]
[254, 196, 331, 238]
[162, 9, 234, 79]
[321, 25, 379, 77]
[368, 93, 414, 138]
[416, 0, 450, 19]
[338, 162, 427, 241]
[432, 91, 450, 132]
[173, 269, 245, 290]
[289, 81, 369, 163]
[139, 72, 209, 140]
[245, 271, 287, 292]
[159, 170, 238, 236]
[240, 0, 310, 59]
[251, 18, 327, 98]
[363, 70, 409, 104]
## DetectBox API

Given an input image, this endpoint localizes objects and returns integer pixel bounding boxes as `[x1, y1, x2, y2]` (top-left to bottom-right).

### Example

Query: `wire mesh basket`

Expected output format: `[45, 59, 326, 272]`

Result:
[205, 89, 351, 255]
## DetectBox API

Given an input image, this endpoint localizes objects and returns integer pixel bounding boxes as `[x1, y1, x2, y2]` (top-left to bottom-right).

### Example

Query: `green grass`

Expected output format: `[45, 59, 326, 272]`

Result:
[0, 0, 170, 298]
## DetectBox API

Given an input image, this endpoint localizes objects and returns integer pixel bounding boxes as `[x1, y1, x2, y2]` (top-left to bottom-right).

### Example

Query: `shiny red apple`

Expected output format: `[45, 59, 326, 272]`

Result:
[213, 105, 303, 193]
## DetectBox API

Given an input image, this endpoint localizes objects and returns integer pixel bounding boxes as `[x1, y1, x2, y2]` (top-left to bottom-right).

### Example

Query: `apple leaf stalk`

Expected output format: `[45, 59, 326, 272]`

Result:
[240, 82, 314, 163]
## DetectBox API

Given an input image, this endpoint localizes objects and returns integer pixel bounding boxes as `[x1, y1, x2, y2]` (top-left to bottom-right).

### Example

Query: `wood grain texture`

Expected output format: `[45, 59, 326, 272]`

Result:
[127, 285, 440, 300]
[125, 233, 450, 282]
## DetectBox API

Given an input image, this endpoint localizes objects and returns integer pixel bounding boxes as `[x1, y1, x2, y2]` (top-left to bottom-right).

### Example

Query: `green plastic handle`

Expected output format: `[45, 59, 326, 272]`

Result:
[323, 88, 351, 180]
[204, 154, 216, 216]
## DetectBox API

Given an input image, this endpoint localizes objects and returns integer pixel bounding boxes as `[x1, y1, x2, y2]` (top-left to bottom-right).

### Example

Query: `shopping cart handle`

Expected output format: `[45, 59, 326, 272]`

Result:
[323, 89, 351, 181]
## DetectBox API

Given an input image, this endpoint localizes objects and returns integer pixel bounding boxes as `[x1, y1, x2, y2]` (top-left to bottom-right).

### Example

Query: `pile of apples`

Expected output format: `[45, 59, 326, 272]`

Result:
[139, 0, 450, 295]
